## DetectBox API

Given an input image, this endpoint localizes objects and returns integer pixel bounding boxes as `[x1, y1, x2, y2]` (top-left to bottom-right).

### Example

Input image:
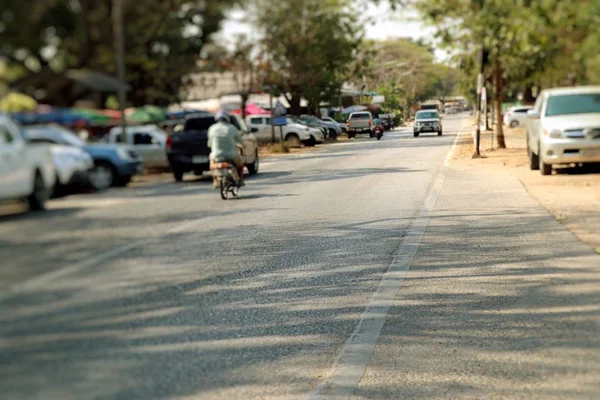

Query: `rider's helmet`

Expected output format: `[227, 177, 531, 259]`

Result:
[215, 109, 231, 124]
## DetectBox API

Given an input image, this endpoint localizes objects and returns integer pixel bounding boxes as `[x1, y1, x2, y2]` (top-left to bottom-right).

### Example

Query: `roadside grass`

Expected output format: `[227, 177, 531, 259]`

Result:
[265, 142, 290, 153]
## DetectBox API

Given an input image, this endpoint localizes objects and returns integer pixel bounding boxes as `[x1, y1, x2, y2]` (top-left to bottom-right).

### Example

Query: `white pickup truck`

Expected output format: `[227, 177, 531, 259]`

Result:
[0, 116, 56, 210]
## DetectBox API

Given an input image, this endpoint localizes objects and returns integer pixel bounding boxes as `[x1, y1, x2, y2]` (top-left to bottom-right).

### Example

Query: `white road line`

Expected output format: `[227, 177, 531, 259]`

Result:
[309, 126, 462, 400]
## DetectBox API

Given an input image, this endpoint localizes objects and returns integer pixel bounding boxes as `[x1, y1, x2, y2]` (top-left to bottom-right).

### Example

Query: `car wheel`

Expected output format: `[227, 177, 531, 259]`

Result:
[303, 135, 316, 147]
[413, 132, 419, 137]
[369, 130, 375, 138]
[27, 171, 48, 211]
[246, 150, 259, 175]
[539, 151, 552, 175]
[528, 143, 540, 170]
[285, 133, 302, 148]
[89, 161, 116, 191]
[348, 132, 355, 139]
[173, 169, 184, 182]
[510, 120, 519, 128]
[438, 130, 443, 136]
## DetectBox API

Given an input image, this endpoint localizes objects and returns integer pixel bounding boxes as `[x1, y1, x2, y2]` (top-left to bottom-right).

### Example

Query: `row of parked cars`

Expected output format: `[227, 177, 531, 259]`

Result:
[0, 109, 398, 211]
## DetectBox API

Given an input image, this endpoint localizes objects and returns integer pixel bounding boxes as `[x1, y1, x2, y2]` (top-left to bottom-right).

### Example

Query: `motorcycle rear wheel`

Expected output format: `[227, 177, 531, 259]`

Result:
[220, 180, 228, 200]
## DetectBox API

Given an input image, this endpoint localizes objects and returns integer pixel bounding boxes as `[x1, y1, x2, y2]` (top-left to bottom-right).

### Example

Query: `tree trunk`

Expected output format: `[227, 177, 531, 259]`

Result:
[522, 84, 535, 104]
[494, 63, 506, 149]
[241, 93, 249, 119]
[288, 94, 301, 115]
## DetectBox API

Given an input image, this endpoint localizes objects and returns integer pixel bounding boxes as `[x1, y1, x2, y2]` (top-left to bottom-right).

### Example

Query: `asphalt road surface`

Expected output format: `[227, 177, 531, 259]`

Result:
[1, 115, 598, 399]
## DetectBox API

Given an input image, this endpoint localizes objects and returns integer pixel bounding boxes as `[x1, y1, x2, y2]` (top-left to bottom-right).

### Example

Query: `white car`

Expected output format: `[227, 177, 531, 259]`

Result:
[504, 105, 534, 128]
[107, 125, 169, 168]
[322, 117, 347, 133]
[526, 86, 600, 175]
[0, 116, 56, 210]
[26, 129, 94, 195]
[245, 114, 322, 146]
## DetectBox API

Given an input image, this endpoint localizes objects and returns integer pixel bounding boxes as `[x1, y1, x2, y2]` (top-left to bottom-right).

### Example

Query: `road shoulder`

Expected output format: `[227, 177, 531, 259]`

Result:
[354, 127, 600, 399]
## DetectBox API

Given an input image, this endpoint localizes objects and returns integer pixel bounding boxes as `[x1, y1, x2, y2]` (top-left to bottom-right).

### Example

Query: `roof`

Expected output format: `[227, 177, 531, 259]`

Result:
[541, 86, 600, 96]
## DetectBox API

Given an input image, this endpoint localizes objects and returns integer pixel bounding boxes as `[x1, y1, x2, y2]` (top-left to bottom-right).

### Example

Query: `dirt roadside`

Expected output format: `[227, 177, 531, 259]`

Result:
[452, 125, 600, 253]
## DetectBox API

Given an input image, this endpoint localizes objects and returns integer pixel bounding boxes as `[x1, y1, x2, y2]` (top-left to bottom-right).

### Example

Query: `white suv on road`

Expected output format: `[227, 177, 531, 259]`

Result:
[527, 86, 600, 175]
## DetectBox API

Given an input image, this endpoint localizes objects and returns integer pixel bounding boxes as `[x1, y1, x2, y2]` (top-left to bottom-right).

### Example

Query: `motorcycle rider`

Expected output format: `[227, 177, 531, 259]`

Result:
[207, 110, 245, 188]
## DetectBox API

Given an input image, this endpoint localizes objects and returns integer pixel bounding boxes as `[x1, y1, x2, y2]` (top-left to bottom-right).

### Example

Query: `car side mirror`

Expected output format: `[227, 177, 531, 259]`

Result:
[527, 110, 540, 119]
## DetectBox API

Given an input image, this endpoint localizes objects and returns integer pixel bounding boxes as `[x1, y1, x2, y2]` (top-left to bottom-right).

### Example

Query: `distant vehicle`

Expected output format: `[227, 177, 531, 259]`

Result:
[347, 111, 374, 138]
[526, 86, 600, 176]
[291, 115, 328, 141]
[0, 116, 56, 210]
[321, 117, 347, 133]
[300, 115, 342, 138]
[379, 114, 396, 130]
[245, 114, 318, 146]
[107, 125, 169, 168]
[504, 106, 534, 128]
[167, 113, 259, 182]
[287, 116, 324, 144]
[24, 128, 93, 196]
[413, 110, 443, 137]
[372, 118, 384, 140]
[23, 125, 142, 190]
[420, 104, 439, 112]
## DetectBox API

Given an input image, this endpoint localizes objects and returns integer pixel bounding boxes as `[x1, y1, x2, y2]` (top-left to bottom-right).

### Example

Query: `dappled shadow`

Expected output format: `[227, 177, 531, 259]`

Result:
[1, 205, 599, 399]
[0, 206, 84, 223]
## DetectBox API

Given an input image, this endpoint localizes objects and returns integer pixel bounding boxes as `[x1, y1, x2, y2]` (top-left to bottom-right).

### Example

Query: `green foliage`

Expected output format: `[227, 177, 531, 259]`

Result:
[252, 0, 367, 114]
[364, 38, 459, 115]
[0, 0, 238, 107]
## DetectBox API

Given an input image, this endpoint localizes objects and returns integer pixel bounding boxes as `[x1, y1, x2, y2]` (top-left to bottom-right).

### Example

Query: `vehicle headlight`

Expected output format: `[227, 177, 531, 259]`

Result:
[116, 147, 134, 160]
[548, 129, 563, 139]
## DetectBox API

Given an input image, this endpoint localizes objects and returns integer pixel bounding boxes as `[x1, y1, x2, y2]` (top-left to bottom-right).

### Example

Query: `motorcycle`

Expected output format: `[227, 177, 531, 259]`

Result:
[373, 122, 384, 141]
[211, 160, 241, 200]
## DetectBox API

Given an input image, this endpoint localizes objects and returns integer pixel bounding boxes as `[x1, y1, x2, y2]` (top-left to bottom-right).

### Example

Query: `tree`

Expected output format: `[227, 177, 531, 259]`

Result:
[363, 38, 458, 118]
[414, 0, 600, 148]
[251, 0, 366, 115]
[0, 0, 238, 107]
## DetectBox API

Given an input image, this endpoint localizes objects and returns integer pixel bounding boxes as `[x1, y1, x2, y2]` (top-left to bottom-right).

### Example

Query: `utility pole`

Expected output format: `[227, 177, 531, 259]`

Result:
[269, 89, 276, 143]
[474, 46, 486, 158]
[113, 0, 127, 143]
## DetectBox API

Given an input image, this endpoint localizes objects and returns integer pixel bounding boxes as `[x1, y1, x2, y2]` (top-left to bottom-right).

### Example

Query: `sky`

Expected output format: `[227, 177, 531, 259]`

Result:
[218, 1, 446, 60]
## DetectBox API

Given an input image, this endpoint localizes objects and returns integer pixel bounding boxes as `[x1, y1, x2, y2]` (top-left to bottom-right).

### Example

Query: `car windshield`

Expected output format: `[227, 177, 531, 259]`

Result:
[416, 112, 439, 120]
[29, 126, 85, 147]
[302, 115, 319, 122]
[545, 93, 600, 117]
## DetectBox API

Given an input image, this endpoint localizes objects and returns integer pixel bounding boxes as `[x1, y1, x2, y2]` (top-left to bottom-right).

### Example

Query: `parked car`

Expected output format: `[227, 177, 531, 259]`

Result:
[321, 117, 347, 133]
[413, 110, 443, 137]
[107, 125, 169, 168]
[167, 112, 259, 182]
[347, 111, 374, 138]
[287, 116, 324, 145]
[290, 115, 328, 140]
[21, 125, 142, 190]
[504, 105, 534, 128]
[25, 128, 94, 195]
[0, 116, 56, 210]
[245, 114, 319, 146]
[526, 86, 600, 176]
[300, 115, 342, 138]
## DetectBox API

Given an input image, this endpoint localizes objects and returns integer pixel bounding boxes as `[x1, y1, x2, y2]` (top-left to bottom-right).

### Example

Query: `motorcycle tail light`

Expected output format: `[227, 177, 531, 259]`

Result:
[211, 162, 229, 169]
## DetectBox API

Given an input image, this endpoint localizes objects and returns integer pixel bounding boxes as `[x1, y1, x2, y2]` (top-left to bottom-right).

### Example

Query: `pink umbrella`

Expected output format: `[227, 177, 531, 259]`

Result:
[231, 103, 271, 116]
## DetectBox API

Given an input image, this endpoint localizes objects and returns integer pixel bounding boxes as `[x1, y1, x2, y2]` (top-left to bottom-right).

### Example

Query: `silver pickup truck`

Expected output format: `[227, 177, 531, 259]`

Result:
[347, 111, 374, 138]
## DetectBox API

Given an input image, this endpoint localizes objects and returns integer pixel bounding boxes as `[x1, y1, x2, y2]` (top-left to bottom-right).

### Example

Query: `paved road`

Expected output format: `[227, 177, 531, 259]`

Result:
[1, 114, 598, 399]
